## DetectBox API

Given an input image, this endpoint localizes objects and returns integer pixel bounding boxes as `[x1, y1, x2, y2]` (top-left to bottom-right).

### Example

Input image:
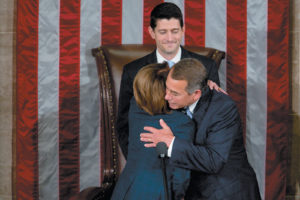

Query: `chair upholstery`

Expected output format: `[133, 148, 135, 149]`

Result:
[74, 44, 225, 200]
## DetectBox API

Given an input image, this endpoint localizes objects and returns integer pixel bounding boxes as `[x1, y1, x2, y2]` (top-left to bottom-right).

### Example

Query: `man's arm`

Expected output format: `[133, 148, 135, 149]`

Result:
[141, 101, 240, 173]
[208, 59, 220, 86]
[116, 66, 133, 159]
[207, 80, 227, 94]
[140, 119, 174, 148]
[205, 59, 227, 94]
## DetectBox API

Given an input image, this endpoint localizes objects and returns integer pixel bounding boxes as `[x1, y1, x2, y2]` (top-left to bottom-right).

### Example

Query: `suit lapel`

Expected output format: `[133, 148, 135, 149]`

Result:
[146, 50, 157, 64]
[180, 46, 190, 59]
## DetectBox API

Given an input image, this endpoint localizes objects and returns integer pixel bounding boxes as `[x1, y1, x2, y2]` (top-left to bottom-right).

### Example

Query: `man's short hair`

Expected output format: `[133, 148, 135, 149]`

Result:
[133, 62, 170, 115]
[150, 2, 183, 30]
[171, 58, 208, 94]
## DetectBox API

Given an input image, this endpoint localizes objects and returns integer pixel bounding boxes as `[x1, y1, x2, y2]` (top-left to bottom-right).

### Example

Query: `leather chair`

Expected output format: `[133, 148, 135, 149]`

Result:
[73, 44, 225, 200]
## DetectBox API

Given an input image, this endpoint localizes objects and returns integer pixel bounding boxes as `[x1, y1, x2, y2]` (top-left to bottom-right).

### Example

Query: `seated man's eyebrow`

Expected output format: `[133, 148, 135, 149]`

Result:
[168, 89, 180, 96]
[158, 29, 167, 33]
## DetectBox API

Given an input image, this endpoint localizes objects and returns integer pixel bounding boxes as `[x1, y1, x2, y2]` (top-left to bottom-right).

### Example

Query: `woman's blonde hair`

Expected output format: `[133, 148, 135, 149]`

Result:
[133, 62, 170, 115]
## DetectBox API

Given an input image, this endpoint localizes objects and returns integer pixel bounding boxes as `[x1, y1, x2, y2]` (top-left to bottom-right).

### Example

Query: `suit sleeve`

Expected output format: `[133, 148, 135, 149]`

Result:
[207, 59, 220, 86]
[116, 65, 133, 159]
[170, 101, 240, 173]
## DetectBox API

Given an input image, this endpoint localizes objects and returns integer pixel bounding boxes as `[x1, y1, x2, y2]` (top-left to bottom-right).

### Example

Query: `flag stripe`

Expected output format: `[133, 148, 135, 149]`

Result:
[38, 0, 60, 199]
[184, 0, 205, 46]
[266, 1, 289, 199]
[16, 0, 39, 199]
[122, 0, 143, 44]
[101, 0, 122, 45]
[79, 0, 102, 190]
[246, 0, 268, 198]
[59, 0, 81, 199]
[226, 0, 247, 136]
[205, 0, 227, 89]
[143, 0, 163, 44]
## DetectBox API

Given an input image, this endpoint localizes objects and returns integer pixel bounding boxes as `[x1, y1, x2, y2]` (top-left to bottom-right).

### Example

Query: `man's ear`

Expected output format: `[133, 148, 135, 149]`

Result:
[193, 89, 201, 101]
[148, 26, 155, 39]
[182, 25, 185, 34]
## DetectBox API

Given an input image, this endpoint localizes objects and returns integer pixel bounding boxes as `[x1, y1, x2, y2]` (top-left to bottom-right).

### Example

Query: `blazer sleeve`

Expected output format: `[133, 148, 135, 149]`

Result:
[171, 167, 190, 200]
[168, 115, 195, 199]
[170, 101, 240, 173]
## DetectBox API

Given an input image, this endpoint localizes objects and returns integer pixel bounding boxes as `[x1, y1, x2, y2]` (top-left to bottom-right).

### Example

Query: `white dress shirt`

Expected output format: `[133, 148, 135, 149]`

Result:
[156, 47, 182, 65]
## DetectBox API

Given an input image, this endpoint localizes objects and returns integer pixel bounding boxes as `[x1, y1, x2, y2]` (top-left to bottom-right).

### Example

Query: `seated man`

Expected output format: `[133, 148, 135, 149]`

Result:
[141, 58, 261, 200]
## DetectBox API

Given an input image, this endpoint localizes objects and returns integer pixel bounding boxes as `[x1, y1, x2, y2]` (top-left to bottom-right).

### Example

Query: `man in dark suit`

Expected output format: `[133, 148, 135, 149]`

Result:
[141, 58, 261, 199]
[117, 2, 223, 158]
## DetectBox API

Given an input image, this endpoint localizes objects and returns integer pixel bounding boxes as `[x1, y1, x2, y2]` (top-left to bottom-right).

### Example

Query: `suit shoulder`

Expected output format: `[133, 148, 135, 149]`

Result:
[183, 48, 215, 65]
[212, 90, 238, 112]
[211, 90, 237, 110]
[123, 52, 155, 72]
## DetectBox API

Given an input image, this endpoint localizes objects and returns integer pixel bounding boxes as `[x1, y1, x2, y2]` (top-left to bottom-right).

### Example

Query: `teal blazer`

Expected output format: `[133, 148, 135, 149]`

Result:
[111, 98, 195, 200]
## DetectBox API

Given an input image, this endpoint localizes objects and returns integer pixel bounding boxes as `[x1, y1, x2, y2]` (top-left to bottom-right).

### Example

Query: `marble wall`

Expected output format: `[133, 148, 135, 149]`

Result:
[0, 0, 299, 199]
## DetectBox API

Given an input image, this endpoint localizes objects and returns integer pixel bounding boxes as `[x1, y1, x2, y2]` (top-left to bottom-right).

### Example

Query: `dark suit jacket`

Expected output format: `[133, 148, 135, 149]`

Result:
[116, 47, 220, 158]
[111, 98, 195, 200]
[170, 88, 261, 200]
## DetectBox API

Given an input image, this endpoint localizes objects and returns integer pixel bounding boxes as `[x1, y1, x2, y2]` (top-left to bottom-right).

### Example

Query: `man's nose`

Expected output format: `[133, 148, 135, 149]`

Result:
[165, 91, 171, 100]
[166, 32, 173, 41]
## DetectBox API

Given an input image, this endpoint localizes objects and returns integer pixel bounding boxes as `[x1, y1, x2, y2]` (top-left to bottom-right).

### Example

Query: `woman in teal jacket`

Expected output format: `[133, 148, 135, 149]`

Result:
[111, 62, 195, 200]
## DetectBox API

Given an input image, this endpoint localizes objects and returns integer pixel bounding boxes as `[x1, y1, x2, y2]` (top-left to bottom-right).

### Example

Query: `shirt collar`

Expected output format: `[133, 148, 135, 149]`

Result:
[188, 99, 199, 114]
[156, 47, 182, 64]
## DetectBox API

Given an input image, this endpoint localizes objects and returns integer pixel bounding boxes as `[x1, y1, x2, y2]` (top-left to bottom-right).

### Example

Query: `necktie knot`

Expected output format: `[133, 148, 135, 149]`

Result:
[167, 60, 175, 68]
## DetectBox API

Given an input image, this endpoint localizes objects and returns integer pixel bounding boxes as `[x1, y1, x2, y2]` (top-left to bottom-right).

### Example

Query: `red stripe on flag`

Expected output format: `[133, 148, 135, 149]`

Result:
[59, 1, 81, 199]
[226, 0, 247, 136]
[266, 1, 289, 199]
[101, 0, 122, 44]
[184, 0, 205, 46]
[16, 0, 39, 199]
[143, 0, 163, 44]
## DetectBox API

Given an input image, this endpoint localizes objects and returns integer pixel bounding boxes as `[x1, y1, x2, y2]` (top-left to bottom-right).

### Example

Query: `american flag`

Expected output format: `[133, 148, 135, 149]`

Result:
[16, 0, 289, 199]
